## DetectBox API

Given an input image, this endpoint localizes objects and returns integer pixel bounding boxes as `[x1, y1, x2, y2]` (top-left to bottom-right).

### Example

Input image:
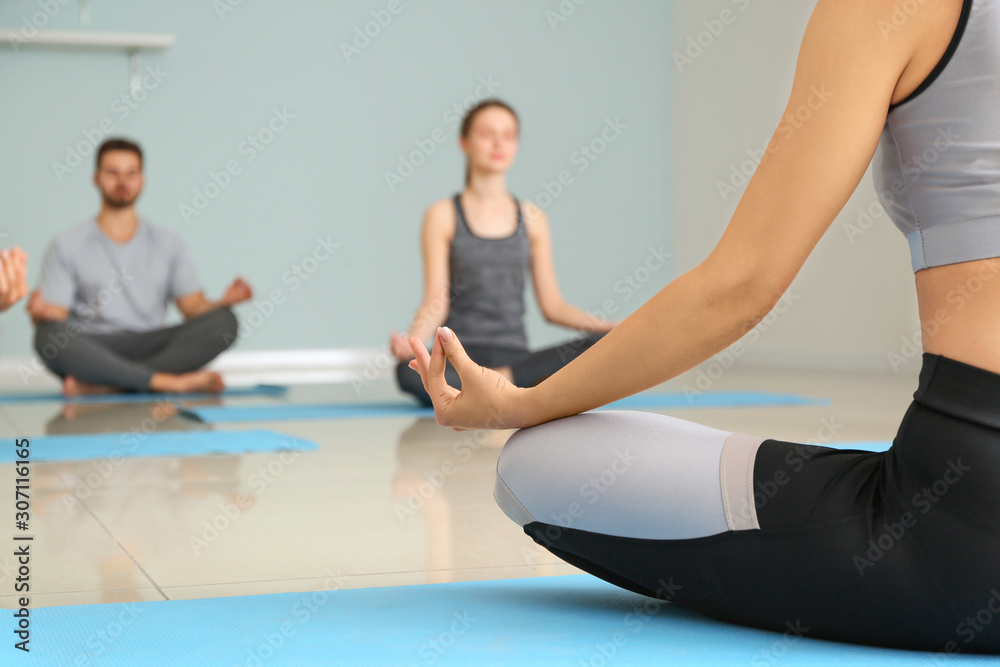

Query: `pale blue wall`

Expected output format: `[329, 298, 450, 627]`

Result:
[0, 0, 674, 360]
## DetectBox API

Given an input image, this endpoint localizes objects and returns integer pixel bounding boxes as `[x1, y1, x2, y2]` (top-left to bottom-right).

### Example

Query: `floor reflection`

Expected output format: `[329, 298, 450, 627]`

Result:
[44, 399, 218, 435]
[393, 418, 563, 583]
[47, 454, 248, 602]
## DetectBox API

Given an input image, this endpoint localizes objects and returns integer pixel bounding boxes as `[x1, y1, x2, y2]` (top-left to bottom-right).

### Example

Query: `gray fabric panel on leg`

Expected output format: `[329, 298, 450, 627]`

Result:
[494, 410, 734, 540]
[493, 474, 536, 526]
[720, 432, 765, 531]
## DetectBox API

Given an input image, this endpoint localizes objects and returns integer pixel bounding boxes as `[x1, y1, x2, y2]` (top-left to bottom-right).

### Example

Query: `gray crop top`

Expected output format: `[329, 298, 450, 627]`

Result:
[871, 0, 1000, 272]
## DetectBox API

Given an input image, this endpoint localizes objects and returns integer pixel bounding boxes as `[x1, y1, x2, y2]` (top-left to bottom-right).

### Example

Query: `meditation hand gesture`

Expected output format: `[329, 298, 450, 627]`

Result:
[222, 277, 253, 306]
[0, 248, 28, 313]
[408, 326, 527, 431]
[390, 331, 415, 361]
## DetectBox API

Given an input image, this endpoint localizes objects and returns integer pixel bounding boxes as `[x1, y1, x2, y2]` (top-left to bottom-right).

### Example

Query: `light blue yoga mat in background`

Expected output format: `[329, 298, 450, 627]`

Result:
[0, 429, 317, 463]
[181, 391, 829, 424]
[0, 384, 287, 405]
[827, 441, 893, 452]
[5, 574, 994, 666]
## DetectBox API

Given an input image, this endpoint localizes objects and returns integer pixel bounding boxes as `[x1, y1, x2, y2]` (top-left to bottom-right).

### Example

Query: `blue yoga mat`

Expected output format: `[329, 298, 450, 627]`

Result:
[6, 575, 995, 666]
[0, 429, 317, 463]
[181, 391, 828, 424]
[828, 441, 893, 452]
[0, 384, 287, 405]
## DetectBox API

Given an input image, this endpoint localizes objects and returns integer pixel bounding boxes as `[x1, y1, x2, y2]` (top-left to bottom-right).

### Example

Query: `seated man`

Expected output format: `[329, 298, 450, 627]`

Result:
[29, 137, 252, 395]
[0, 247, 28, 312]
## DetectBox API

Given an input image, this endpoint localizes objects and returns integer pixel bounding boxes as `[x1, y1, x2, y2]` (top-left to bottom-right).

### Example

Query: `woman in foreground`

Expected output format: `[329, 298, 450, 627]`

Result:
[409, 0, 999, 654]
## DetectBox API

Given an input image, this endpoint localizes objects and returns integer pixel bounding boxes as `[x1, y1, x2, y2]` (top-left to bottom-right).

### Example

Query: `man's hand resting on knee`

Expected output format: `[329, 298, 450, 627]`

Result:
[26, 290, 69, 325]
[176, 276, 254, 319]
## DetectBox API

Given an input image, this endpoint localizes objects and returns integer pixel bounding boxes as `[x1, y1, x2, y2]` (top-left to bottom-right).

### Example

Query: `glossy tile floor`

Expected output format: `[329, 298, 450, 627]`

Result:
[0, 362, 920, 610]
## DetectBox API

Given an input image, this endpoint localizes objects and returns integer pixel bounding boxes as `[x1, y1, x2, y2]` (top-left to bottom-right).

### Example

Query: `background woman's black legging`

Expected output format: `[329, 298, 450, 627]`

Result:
[395, 332, 606, 407]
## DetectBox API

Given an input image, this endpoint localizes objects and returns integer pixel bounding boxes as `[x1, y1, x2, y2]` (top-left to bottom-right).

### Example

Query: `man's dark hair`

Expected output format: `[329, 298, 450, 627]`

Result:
[96, 138, 143, 171]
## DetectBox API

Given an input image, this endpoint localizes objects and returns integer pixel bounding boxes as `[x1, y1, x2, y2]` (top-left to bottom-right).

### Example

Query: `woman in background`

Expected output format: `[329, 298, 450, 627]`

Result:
[392, 99, 617, 407]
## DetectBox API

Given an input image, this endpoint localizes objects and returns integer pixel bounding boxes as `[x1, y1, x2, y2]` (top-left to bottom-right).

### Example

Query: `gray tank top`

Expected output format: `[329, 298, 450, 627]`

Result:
[443, 193, 529, 350]
[872, 0, 1000, 272]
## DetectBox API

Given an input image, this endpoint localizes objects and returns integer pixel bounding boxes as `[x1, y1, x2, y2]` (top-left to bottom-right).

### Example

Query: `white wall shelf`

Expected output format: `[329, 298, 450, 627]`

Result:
[0, 29, 175, 95]
[0, 29, 174, 49]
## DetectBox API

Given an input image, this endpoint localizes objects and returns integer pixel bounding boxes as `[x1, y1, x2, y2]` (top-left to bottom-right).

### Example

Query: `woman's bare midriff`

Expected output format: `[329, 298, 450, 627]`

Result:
[915, 258, 1000, 375]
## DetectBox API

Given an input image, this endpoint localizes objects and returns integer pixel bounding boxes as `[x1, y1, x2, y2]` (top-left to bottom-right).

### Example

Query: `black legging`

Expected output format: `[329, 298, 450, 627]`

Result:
[395, 332, 606, 407]
[495, 353, 1000, 654]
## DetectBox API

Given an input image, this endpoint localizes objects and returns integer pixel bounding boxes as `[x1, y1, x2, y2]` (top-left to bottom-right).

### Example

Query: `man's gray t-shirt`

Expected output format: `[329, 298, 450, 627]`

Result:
[38, 220, 202, 334]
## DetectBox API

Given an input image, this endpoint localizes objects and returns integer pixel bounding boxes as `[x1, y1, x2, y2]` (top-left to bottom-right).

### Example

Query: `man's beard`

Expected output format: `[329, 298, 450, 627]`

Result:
[102, 191, 138, 209]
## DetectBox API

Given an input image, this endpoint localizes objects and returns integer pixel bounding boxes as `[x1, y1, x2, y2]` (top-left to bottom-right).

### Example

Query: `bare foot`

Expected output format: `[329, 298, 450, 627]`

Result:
[62, 375, 122, 396]
[149, 371, 225, 394]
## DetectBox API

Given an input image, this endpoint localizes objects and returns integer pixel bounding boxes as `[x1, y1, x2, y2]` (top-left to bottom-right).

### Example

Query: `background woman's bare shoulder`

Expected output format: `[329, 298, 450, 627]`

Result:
[423, 197, 458, 241]
[519, 199, 550, 240]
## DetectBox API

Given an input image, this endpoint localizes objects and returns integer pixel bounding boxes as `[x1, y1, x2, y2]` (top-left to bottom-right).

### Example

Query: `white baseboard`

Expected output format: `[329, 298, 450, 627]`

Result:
[0, 348, 393, 390]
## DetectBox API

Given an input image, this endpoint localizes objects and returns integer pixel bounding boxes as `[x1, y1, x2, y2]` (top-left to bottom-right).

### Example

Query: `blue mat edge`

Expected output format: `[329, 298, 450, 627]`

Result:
[9, 573, 995, 666]
[0, 384, 287, 405]
[0, 429, 318, 463]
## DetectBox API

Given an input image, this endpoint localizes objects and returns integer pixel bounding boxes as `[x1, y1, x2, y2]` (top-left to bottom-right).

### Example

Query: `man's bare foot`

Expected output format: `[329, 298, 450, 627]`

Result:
[149, 371, 225, 394]
[62, 375, 122, 396]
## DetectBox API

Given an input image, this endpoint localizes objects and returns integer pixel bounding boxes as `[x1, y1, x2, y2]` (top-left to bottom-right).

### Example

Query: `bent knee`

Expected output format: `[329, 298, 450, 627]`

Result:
[494, 427, 546, 526]
[494, 410, 761, 540]
[494, 412, 621, 528]
[207, 308, 240, 347]
[33, 320, 72, 370]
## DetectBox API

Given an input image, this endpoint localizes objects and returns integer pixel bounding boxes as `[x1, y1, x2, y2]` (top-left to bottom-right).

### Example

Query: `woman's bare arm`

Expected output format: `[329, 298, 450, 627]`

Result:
[514, 0, 916, 427]
[523, 201, 617, 332]
[406, 200, 455, 343]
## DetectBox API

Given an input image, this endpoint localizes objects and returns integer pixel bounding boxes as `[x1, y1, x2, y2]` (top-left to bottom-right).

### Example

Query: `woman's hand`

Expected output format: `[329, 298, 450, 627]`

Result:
[407, 326, 529, 431]
[0, 247, 28, 313]
[390, 331, 416, 361]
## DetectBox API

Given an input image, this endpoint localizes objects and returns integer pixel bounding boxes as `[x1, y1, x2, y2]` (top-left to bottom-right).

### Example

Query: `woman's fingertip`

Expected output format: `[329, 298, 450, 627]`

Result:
[440, 326, 454, 342]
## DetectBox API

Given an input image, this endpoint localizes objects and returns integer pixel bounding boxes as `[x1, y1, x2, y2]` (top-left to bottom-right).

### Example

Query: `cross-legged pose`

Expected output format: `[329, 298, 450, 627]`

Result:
[30, 138, 253, 395]
[409, 0, 1000, 653]
[392, 99, 619, 407]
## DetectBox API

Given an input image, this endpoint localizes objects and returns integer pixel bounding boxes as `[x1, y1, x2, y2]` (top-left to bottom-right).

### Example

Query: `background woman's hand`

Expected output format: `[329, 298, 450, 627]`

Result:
[407, 326, 527, 431]
[390, 331, 416, 361]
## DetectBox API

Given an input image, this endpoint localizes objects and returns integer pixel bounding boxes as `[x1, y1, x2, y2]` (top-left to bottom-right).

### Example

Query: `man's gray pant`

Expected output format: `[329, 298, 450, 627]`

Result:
[34, 308, 239, 391]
